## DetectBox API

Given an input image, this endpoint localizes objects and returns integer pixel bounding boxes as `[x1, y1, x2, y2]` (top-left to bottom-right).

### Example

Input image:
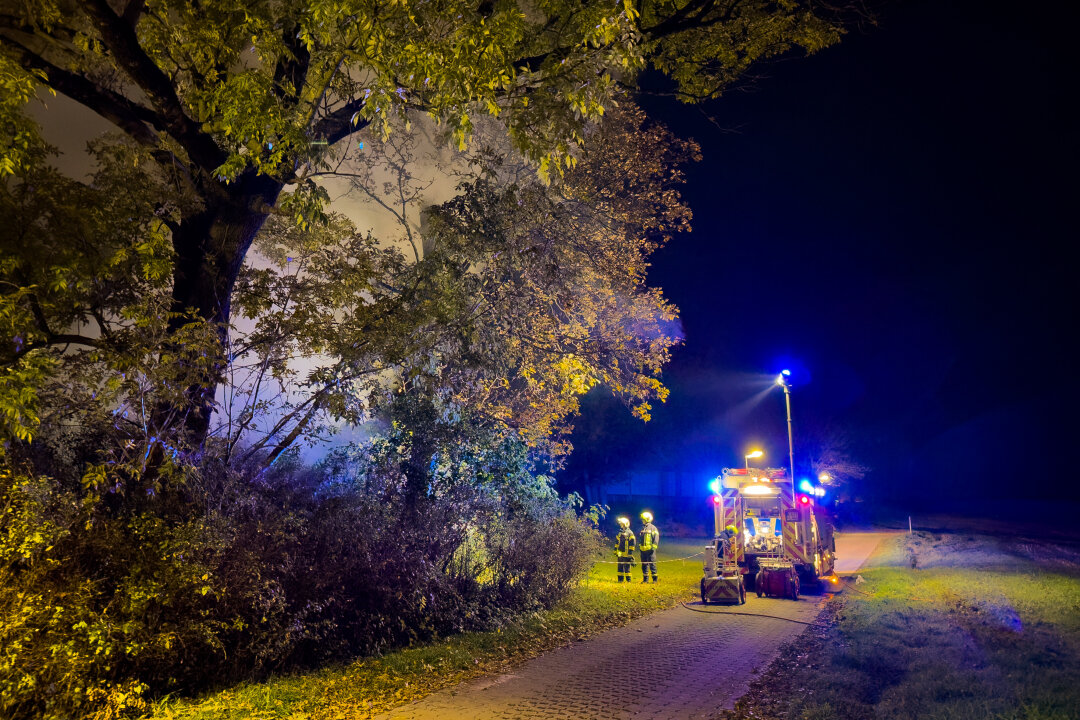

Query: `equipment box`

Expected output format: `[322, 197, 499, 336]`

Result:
[755, 563, 800, 600]
[701, 574, 746, 605]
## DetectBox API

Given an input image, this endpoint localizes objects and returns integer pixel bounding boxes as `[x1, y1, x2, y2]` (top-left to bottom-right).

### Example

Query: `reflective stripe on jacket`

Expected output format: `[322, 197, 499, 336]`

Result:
[639, 523, 659, 551]
[615, 529, 636, 555]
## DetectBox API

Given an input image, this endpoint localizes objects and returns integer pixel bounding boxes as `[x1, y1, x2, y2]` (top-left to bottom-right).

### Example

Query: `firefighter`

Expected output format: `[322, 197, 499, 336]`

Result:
[638, 511, 660, 583]
[613, 517, 636, 582]
[719, 524, 738, 562]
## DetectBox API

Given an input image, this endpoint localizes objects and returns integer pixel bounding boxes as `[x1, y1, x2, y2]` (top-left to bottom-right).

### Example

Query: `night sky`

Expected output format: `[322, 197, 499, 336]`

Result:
[562, 0, 1078, 508]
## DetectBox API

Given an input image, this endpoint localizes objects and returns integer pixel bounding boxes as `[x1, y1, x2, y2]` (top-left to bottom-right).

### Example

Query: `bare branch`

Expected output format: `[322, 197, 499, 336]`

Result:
[260, 399, 323, 469]
[238, 390, 324, 465]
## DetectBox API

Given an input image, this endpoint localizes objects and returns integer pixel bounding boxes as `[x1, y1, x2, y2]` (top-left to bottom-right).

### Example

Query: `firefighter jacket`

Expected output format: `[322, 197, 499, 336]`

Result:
[614, 528, 636, 556]
[639, 523, 660, 552]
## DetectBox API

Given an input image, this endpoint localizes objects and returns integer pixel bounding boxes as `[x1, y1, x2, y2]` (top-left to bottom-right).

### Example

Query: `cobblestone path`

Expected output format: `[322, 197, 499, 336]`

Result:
[374, 594, 826, 720]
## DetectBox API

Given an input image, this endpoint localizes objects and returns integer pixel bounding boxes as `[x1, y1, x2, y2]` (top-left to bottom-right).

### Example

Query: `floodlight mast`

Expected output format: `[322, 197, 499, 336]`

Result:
[776, 371, 796, 502]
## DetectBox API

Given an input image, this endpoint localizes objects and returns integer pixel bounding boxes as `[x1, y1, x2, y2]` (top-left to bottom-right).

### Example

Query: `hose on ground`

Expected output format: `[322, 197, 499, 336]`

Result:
[835, 575, 876, 596]
[678, 602, 826, 626]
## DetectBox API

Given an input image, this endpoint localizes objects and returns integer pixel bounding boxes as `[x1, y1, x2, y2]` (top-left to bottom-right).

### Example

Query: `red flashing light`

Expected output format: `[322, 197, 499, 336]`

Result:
[798, 495, 810, 505]
[712, 495, 722, 504]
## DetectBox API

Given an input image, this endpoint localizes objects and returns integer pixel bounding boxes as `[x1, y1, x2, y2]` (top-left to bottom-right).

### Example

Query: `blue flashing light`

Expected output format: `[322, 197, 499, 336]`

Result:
[709, 478, 721, 495]
[781, 368, 791, 376]
[799, 479, 815, 493]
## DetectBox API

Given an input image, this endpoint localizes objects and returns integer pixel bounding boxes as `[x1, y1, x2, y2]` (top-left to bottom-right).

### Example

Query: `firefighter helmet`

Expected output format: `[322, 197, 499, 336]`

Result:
[617, 516, 630, 528]
[725, 525, 737, 535]
[640, 511, 654, 523]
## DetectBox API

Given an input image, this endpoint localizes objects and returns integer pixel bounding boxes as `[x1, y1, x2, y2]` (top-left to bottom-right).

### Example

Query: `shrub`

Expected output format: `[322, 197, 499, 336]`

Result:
[0, 419, 599, 720]
[0, 454, 226, 720]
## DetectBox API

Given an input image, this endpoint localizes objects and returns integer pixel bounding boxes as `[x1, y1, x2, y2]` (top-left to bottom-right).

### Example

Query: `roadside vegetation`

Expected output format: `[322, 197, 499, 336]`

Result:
[152, 539, 704, 719]
[1, 425, 609, 720]
[718, 532, 1080, 720]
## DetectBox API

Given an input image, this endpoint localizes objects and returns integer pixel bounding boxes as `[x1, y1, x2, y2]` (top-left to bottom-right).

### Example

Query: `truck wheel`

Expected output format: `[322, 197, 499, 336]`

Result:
[755, 572, 764, 598]
[700, 578, 709, 605]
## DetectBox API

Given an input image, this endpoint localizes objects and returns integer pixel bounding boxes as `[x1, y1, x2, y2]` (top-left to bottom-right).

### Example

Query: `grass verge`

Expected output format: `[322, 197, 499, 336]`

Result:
[716, 532, 1080, 720]
[151, 539, 707, 719]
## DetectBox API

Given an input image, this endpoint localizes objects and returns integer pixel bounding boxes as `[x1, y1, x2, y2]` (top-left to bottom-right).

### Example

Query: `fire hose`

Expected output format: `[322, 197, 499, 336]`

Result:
[678, 603, 827, 626]
[679, 575, 864, 625]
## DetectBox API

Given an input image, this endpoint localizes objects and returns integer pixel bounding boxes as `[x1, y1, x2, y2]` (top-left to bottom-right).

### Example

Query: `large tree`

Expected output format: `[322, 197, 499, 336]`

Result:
[0, 0, 843, 458]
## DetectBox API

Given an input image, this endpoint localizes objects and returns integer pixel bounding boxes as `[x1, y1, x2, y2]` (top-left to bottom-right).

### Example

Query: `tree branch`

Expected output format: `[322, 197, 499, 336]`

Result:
[80, 0, 225, 170]
[238, 389, 324, 466]
[642, 0, 727, 40]
[2, 35, 161, 147]
[272, 23, 311, 106]
[5, 333, 101, 365]
[259, 398, 323, 470]
[0, 13, 77, 43]
[311, 97, 371, 146]
[121, 0, 146, 28]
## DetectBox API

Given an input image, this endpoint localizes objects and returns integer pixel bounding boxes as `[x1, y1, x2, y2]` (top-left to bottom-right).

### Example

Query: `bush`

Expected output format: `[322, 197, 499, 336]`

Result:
[0, 424, 600, 720]
[0, 455, 225, 720]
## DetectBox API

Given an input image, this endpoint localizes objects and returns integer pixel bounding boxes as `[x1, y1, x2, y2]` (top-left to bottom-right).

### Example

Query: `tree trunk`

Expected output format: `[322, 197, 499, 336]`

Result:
[404, 429, 436, 508]
[163, 170, 286, 450]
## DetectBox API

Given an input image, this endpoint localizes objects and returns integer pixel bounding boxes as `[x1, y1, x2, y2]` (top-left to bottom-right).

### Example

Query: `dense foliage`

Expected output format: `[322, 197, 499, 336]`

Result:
[1, 397, 602, 720]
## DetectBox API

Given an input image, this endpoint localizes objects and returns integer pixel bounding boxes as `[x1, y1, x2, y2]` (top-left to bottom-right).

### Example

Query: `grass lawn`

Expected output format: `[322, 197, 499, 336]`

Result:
[151, 538, 707, 719]
[718, 532, 1080, 720]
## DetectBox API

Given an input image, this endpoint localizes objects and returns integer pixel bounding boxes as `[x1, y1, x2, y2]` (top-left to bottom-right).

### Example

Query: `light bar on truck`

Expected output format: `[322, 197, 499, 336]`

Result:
[741, 484, 778, 496]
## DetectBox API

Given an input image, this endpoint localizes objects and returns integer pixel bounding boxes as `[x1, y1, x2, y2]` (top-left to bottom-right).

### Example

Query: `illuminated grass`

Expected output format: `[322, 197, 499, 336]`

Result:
[721, 533, 1080, 720]
[151, 539, 706, 719]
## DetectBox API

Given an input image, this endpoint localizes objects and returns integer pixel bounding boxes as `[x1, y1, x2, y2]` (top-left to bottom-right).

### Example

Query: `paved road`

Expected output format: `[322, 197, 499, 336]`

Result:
[376, 598, 825, 720]
[373, 533, 884, 720]
[833, 531, 900, 574]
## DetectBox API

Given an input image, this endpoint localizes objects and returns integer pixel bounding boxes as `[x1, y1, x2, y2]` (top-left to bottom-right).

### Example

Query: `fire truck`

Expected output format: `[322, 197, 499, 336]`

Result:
[700, 467, 836, 603]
